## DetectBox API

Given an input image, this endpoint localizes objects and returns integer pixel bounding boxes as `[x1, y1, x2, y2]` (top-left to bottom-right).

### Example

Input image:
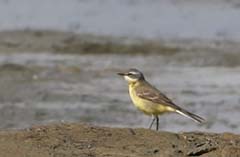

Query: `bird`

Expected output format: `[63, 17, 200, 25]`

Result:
[117, 68, 204, 130]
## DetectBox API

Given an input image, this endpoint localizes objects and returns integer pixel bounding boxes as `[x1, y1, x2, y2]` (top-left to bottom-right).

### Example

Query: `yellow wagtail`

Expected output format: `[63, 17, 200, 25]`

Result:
[117, 68, 204, 130]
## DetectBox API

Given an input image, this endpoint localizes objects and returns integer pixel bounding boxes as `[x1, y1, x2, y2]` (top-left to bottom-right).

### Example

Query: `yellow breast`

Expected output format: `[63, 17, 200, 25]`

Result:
[128, 83, 169, 116]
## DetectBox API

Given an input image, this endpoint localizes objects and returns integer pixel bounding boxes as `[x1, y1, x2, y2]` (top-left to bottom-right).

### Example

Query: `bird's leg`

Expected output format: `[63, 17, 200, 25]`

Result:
[149, 115, 156, 129]
[156, 116, 159, 131]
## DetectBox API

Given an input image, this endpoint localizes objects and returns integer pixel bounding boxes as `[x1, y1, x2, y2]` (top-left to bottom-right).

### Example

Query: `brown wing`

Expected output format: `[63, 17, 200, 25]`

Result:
[136, 82, 205, 123]
[136, 83, 181, 110]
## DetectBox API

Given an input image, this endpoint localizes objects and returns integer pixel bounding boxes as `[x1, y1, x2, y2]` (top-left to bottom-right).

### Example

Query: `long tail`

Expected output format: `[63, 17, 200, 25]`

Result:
[175, 108, 205, 123]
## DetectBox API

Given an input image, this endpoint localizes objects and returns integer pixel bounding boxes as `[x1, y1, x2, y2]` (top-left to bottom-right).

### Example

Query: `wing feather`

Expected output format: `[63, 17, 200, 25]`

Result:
[135, 82, 205, 123]
[136, 84, 179, 109]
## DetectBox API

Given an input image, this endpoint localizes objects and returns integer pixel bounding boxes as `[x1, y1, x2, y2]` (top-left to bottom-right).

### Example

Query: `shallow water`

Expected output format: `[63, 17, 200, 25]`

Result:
[0, 52, 240, 133]
[0, 0, 240, 40]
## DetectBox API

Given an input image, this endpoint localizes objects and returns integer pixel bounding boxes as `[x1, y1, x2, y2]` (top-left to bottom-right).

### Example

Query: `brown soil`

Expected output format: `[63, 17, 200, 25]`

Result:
[0, 123, 239, 157]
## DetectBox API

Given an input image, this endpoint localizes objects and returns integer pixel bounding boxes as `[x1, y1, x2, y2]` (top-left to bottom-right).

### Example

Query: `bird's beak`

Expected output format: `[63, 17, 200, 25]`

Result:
[117, 72, 127, 76]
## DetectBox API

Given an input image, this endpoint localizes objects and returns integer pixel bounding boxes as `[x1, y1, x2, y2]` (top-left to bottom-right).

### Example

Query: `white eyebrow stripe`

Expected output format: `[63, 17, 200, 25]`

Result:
[129, 71, 139, 75]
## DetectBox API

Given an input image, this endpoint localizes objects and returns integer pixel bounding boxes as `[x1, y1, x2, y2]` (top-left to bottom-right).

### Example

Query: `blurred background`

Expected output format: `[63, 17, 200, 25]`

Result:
[0, 0, 240, 133]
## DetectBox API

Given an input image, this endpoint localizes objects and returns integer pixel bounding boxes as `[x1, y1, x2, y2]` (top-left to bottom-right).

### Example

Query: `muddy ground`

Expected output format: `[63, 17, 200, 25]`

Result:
[0, 123, 240, 157]
[0, 30, 240, 156]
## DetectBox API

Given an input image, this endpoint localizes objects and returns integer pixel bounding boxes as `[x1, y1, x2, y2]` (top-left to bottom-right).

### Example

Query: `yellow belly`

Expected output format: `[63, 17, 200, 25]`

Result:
[129, 86, 170, 116]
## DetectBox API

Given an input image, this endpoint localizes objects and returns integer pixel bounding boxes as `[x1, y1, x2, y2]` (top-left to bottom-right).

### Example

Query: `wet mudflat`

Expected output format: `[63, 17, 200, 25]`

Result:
[0, 30, 240, 133]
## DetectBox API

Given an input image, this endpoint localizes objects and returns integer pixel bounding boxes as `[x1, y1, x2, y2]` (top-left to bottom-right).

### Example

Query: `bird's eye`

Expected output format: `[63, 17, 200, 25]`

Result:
[127, 73, 133, 76]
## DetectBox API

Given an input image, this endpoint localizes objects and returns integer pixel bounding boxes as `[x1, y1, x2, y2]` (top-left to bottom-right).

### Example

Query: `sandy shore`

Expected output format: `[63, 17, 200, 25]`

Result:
[0, 123, 239, 157]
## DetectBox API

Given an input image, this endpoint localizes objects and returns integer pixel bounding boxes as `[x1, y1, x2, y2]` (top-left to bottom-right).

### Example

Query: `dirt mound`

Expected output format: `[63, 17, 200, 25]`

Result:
[0, 123, 239, 157]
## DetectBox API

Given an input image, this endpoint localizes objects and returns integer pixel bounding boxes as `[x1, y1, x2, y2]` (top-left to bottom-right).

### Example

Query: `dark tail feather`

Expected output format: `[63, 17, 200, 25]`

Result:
[176, 109, 205, 123]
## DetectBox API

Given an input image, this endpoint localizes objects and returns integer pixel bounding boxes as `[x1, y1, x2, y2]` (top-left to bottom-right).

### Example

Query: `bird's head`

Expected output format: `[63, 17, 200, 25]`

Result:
[117, 68, 145, 83]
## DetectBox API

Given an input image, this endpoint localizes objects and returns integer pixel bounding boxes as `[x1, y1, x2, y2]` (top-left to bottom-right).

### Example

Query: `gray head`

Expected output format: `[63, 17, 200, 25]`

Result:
[117, 68, 145, 83]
